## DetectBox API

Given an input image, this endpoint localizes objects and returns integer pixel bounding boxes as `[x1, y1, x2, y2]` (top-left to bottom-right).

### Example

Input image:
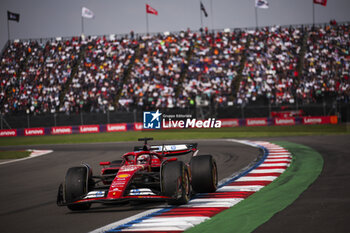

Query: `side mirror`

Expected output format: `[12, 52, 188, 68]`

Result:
[100, 161, 111, 166]
[166, 158, 178, 162]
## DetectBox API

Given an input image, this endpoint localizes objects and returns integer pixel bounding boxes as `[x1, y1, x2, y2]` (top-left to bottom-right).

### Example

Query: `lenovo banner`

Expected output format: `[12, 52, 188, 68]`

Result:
[246, 118, 268, 126]
[0, 129, 17, 137]
[220, 118, 240, 127]
[79, 125, 100, 134]
[274, 118, 295, 126]
[51, 126, 72, 135]
[106, 123, 127, 132]
[134, 123, 143, 131]
[24, 128, 45, 136]
[303, 116, 328, 125]
[302, 116, 337, 125]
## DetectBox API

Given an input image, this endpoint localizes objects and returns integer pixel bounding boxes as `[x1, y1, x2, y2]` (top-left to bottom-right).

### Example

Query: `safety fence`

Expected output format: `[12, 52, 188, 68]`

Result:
[0, 115, 338, 137]
[2, 102, 349, 130]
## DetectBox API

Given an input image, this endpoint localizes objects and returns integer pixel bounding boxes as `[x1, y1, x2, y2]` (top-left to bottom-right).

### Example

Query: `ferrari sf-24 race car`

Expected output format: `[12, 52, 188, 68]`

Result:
[57, 138, 218, 211]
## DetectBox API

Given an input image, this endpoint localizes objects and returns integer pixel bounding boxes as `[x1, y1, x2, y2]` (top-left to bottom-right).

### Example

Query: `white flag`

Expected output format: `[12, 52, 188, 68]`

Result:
[82, 7, 94, 19]
[255, 0, 269, 9]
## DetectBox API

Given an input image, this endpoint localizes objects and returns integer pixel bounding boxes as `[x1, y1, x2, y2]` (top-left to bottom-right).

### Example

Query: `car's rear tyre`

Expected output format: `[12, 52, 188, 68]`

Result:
[64, 166, 92, 211]
[190, 155, 218, 193]
[162, 161, 191, 205]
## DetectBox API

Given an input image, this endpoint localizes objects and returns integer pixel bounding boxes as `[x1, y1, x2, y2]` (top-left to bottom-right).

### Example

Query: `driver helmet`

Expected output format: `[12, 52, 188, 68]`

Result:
[137, 154, 148, 164]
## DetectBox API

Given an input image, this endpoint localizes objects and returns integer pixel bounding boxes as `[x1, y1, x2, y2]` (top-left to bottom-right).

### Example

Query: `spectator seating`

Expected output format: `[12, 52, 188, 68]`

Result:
[0, 23, 349, 115]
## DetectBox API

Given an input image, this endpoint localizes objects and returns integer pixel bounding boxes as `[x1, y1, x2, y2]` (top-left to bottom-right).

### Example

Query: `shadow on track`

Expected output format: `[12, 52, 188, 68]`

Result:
[65, 201, 166, 214]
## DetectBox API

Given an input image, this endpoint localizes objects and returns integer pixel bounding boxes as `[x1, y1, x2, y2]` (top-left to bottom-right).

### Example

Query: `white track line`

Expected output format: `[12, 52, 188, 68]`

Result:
[89, 208, 166, 233]
[235, 176, 278, 182]
[181, 198, 244, 208]
[259, 163, 290, 167]
[217, 186, 264, 192]
[249, 169, 285, 173]
[0, 150, 53, 165]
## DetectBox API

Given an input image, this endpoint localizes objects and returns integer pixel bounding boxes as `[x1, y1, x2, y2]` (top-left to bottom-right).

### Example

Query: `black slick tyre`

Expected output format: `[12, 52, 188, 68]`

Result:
[190, 154, 218, 193]
[64, 166, 92, 211]
[162, 161, 191, 205]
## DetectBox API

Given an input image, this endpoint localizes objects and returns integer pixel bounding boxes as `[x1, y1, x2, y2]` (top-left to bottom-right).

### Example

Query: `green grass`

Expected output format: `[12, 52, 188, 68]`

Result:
[0, 150, 31, 159]
[0, 124, 348, 146]
[185, 141, 324, 233]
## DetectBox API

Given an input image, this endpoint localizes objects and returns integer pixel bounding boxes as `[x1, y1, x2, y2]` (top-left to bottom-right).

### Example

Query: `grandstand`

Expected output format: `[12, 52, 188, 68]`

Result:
[0, 22, 349, 128]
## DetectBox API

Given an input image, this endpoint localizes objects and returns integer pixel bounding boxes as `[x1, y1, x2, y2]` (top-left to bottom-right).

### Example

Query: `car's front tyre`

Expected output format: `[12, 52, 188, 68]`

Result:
[64, 166, 92, 211]
[190, 154, 218, 193]
[161, 161, 191, 205]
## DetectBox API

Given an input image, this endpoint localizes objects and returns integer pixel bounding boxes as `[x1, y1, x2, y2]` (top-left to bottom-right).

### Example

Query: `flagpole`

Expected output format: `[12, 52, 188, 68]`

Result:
[146, 10, 149, 35]
[312, 1, 315, 25]
[255, 6, 258, 28]
[7, 18, 10, 42]
[210, 0, 214, 31]
[200, 1, 203, 30]
[81, 16, 84, 35]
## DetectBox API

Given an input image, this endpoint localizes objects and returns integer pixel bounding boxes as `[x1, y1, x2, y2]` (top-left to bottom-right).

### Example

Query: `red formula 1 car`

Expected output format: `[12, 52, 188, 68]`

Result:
[57, 138, 217, 211]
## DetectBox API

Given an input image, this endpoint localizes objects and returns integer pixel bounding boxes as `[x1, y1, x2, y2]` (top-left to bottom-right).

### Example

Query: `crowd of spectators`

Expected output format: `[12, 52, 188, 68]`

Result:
[0, 38, 80, 114]
[0, 40, 26, 114]
[238, 26, 302, 105]
[60, 35, 136, 113]
[182, 30, 245, 108]
[119, 32, 191, 110]
[300, 24, 350, 103]
[0, 23, 349, 115]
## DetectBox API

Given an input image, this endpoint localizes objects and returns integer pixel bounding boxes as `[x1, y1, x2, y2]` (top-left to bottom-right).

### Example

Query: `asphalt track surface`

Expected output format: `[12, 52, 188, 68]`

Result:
[254, 135, 350, 233]
[0, 135, 348, 233]
[0, 139, 261, 233]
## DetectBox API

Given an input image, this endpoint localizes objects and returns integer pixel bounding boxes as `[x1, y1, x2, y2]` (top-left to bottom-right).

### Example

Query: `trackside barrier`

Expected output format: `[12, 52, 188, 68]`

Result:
[0, 116, 338, 137]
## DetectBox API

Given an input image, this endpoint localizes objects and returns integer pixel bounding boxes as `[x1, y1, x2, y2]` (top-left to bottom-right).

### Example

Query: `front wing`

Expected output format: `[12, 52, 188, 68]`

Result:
[57, 187, 178, 206]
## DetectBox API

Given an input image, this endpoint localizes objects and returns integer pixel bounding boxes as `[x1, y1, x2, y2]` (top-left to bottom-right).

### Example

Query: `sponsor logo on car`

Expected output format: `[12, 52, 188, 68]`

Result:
[129, 188, 156, 196]
[120, 165, 141, 172]
[111, 182, 126, 187]
[84, 191, 105, 199]
[117, 174, 130, 178]
[110, 187, 120, 192]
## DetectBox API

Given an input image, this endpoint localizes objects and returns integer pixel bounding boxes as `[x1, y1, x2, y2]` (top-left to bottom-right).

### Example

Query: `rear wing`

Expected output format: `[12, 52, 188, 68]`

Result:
[133, 143, 198, 156]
